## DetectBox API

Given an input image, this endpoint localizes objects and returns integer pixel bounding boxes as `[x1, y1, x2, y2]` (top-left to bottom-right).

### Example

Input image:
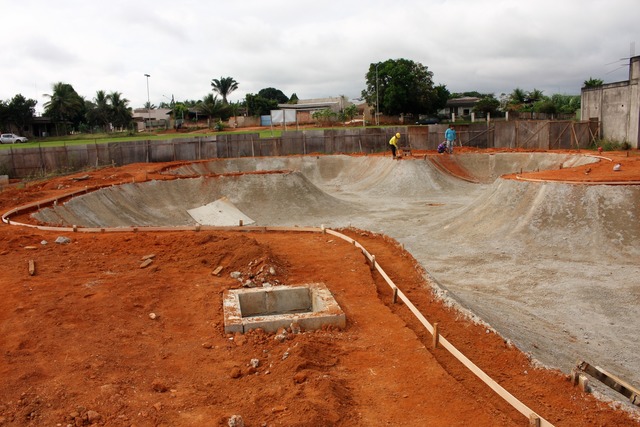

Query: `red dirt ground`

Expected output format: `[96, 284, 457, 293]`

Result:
[1, 149, 639, 426]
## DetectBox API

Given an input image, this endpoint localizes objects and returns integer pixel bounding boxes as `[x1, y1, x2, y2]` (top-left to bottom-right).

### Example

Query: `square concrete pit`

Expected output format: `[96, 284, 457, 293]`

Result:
[223, 283, 346, 334]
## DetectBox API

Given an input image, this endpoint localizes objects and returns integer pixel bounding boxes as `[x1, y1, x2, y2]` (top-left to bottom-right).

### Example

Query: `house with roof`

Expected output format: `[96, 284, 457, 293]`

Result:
[275, 96, 352, 124]
[132, 108, 172, 131]
[439, 96, 481, 120]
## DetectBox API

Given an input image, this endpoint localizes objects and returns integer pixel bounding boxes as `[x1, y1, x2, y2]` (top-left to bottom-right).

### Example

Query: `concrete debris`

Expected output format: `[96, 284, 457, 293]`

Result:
[613, 163, 622, 171]
[250, 358, 260, 368]
[243, 279, 256, 288]
[40, 240, 47, 245]
[140, 259, 154, 269]
[275, 328, 288, 342]
[230, 271, 242, 280]
[55, 236, 71, 244]
[149, 312, 157, 320]
[228, 415, 245, 427]
[290, 322, 301, 334]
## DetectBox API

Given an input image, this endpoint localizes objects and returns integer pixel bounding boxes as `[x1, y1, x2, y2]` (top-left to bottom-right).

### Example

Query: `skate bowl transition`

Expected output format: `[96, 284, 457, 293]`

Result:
[24, 152, 640, 405]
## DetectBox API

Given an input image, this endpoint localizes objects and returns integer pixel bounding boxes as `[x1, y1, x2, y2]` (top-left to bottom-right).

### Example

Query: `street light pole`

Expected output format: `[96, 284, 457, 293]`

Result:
[375, 64, 380, 126]
[144, 74, 151, 128]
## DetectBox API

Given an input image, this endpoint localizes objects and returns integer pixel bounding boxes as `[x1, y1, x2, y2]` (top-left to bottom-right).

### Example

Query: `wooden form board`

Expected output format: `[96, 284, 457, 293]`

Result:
[577, 360, 640, 406]
[325, 229, 554, 427]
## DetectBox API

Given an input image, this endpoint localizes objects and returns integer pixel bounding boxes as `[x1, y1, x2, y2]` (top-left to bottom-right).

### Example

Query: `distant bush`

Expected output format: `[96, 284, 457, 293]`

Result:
[591, 139, 631, 151]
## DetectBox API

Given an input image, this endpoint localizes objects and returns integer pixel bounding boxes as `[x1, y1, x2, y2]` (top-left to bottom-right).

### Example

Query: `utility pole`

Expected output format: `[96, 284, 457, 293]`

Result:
[144, 74, 151, 128]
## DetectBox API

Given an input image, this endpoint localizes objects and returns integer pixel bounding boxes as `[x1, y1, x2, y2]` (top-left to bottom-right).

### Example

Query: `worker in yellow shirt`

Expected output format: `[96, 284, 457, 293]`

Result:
[389, 132, 400, 159]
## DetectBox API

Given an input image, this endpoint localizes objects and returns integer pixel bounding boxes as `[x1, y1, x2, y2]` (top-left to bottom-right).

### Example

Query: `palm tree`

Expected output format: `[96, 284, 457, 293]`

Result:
[506, 88, 528, 111]
[528, 88, 544, 103]
[44, 82, 85, 134]
[107, 91, 132, 130]
[211, 77, 239, 104]
[583, 77, 604, 88]
[197, 94, 227, 127]
[86, 90, 111, 131]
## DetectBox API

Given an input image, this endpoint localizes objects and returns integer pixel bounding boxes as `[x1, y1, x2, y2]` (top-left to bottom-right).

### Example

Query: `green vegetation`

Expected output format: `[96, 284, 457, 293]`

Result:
[211, 77, 239, 104]
[591, 139, 631, 151]
[499, 88, 580, 116]
[583, 77, 604, 88]
[361, 59, 448, 117]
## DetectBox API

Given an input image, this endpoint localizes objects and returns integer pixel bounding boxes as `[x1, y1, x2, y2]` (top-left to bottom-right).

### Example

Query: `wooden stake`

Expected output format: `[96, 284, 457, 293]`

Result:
[28, 260, 35, 276]
[392, 287, 398, 304]
[239, 219, 243, 227]
[370, 255, 375, 271]
[528, 414, 541, 427]
[432, 322, 440, 349]
[579, 374, 590, 393]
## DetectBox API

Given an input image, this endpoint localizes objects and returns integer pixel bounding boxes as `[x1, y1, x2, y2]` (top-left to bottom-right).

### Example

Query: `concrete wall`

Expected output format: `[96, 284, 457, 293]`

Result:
[0, 121, 595, 179]
[581, 55, 640, 148]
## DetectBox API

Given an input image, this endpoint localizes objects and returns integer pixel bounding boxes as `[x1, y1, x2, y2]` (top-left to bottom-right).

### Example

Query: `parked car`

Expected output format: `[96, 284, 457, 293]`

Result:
[0, 133, 28, 143]
[415, 117, 440, 125]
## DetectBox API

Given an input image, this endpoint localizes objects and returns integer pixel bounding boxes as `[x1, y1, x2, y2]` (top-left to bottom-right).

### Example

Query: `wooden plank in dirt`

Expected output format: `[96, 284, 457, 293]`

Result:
[576, 360, 640, 405]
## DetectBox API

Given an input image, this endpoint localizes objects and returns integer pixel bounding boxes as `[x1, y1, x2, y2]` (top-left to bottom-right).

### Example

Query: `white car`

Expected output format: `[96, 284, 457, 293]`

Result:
[0, 133, 28, 143]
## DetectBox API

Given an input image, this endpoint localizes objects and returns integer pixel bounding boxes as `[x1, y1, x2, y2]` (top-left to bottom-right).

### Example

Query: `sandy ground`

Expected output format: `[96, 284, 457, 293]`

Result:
[0, 148, 639, 426]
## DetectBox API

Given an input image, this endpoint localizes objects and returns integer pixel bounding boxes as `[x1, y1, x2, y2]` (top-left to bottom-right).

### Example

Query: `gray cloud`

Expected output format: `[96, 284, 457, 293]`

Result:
[1, 0, 638, 111]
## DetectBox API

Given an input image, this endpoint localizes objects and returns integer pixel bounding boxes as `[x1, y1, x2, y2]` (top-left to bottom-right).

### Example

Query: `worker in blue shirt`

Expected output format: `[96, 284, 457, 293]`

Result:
[444, 125, 457, 154]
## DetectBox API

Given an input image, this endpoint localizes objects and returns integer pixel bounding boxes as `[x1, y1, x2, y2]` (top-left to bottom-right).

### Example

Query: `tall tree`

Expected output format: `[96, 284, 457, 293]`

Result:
[528, 88, 544, 103]
[505, 88, 528, 111]
[197, 94, 228, 121]
[473, 95, 500, 116]
[245, 93, 277, 116]
[211, 77, 239, 104]
[0, 100, 9, 131]
[361, 59, 439, 116]
[86, 90, 111, 131]
[258, 87, 289, 104]
[107, 91, 132, 129]
[583, 77, 604, 88]
[7, 94, 37, 132]
[44, 82, 85, 133]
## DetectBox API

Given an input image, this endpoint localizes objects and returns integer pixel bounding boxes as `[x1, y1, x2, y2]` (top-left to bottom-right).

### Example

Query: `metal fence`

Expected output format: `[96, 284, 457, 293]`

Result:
[0, 120, 596, 178]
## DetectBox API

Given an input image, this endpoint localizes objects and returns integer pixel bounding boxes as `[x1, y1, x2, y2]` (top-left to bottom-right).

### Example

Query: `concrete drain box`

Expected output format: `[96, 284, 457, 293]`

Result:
[223, 283, 346, 334]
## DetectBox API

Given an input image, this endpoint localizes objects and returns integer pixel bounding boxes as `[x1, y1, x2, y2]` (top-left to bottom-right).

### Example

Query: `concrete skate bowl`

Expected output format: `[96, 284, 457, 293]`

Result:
[31, 171, 364, 228]
[25, 152, 640, 405]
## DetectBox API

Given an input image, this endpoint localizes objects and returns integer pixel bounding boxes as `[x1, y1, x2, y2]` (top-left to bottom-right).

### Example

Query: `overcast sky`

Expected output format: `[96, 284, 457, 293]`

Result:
[2, 0, 638, 114]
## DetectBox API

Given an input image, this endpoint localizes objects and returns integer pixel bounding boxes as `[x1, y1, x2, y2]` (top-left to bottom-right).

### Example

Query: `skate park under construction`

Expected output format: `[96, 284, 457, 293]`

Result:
[6, 149, 638, 409]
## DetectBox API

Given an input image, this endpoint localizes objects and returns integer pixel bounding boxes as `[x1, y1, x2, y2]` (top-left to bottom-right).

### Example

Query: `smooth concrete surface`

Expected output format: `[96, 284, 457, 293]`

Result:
[223, 283, 346, 334]
[31, 153, 640, 398]
[187, 196, 255, 226]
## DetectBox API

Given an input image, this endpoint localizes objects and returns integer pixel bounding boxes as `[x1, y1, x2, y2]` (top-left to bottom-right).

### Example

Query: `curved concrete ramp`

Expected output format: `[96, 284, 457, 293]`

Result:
[33, 172, 364, 228]
[440, 178, 640, 259]
[29, 153, 640, 397]
[448, 152, 599, 183]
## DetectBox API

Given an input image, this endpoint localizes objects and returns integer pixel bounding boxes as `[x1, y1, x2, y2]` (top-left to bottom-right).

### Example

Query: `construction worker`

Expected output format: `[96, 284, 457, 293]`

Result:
[389, 132, 400, 159]
[444, 124, 457, 154]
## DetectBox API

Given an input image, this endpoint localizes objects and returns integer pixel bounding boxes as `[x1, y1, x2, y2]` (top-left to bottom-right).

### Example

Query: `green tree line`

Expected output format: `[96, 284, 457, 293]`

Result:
[1, 65, 599, 136]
